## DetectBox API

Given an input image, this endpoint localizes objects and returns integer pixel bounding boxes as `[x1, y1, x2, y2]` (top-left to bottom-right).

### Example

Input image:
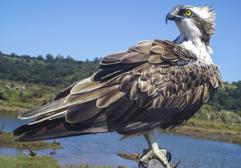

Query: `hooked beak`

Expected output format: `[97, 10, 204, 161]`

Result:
[165, 12, 178, 24]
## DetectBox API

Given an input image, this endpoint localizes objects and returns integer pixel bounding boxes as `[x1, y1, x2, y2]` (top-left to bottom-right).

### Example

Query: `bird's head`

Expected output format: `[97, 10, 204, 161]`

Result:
[166, 5, 215, 45]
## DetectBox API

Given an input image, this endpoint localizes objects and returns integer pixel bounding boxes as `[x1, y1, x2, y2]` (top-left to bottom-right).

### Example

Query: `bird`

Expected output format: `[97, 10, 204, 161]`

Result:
[13, 5, 222, 168]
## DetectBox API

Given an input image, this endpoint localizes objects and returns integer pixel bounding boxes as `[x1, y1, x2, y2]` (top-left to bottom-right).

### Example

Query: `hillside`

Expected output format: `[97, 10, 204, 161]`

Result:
[0, 52, 99, 86]
[0, 80, 58, 116]
[0, 52, 241, 119]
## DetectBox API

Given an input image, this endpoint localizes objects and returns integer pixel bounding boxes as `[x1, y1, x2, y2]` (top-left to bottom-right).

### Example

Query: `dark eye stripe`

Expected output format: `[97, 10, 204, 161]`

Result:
[178, 9, 187, 16]
[178, 9, 193, 17]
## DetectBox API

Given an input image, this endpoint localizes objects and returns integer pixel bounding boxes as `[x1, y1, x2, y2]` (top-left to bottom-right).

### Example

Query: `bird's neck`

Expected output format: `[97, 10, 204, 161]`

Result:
[174, 34, 213, 64]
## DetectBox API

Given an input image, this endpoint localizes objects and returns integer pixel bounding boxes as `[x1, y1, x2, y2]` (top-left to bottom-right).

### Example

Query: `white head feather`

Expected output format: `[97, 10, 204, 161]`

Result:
[169, 5, 216, 64]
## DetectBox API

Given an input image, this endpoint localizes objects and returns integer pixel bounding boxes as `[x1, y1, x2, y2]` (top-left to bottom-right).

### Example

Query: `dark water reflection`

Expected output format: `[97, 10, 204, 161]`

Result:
[0, 116, 241, 168]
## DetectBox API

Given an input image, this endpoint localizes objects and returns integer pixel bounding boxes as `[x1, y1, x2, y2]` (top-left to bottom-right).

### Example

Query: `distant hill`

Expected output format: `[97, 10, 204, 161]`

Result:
[0, 52, 100, 86]
[0, 51, 241, 118]
[209, 81, 241, 115]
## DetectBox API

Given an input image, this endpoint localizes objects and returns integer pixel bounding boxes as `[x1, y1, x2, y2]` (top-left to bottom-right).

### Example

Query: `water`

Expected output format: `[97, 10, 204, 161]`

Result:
[0, 116, 241, 168]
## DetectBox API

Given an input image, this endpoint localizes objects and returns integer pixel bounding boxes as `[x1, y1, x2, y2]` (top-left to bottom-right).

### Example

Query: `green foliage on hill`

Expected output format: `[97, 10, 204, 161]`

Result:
[0, 52, 100, 86]
[209, 82, 241, 114]
[0, 80, 58, 116]
[193, 81, 241, 121]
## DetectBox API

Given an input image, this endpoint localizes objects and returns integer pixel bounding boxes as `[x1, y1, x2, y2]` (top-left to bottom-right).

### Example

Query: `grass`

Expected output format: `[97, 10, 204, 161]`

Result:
[0, 132, 61, 150]
[0, 156, 121, 168]
[224, 83, 238, 90]
[0, 80, 59, 117]
[0, 156, 59, 168]
[166, 118, 241, 145]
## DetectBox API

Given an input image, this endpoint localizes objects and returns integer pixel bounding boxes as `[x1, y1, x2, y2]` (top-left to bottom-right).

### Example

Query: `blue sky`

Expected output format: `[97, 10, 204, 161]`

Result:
[0, 0, 241, 81]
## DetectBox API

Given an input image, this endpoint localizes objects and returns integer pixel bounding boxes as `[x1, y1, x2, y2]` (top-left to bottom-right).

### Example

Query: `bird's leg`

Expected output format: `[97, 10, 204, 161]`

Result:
[139, 131, 172, 168]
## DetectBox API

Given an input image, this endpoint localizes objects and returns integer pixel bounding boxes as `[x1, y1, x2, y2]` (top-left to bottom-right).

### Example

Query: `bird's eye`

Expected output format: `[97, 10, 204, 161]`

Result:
[184, 10, 192, 17]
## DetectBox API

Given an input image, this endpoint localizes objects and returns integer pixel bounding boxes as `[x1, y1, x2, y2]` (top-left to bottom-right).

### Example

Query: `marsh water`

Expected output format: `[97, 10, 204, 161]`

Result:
[0, 116, 241, 168]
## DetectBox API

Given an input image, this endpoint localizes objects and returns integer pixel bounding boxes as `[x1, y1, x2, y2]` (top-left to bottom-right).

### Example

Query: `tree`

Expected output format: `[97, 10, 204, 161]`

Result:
[37, 55, 44, 61]
[46, 54, 54, 62]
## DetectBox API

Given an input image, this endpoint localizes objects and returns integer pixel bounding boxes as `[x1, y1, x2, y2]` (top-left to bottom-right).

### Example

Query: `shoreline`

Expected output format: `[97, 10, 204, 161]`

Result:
[0, 113, 241, 147]
[166, 125, 241, 145]
[165, 118, 241, 145]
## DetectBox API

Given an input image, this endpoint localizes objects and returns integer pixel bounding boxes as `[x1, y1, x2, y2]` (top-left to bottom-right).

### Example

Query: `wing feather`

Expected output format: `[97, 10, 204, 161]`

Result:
[96, 88, 125, 108]
[65, 100, 101, 123]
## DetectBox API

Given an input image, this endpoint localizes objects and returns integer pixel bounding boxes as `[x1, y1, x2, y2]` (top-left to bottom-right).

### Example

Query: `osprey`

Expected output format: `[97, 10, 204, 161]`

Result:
[14, 5, 222, 168]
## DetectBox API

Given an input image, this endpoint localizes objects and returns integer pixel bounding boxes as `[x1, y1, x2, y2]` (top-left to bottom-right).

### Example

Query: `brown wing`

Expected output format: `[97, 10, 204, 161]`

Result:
[13, 40, 222, 141]
[92, 40, 197, 82]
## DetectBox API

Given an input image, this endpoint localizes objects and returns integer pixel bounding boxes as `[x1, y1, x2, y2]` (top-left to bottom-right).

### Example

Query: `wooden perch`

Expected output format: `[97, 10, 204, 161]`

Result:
[118, 152, 180, 168]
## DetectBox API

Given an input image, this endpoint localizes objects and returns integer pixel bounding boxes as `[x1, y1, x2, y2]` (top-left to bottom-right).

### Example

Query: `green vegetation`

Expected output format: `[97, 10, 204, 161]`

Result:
[0, 132, 61, 150]
[0, 156, 59, 168]
[169, 118, 241, 145]
[0, 80, 58, 116]
[209, 81, 241, 115]
[0, 52, 99, 86]
[168, 104, 241, 144]
[0, 156, 118, 168]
